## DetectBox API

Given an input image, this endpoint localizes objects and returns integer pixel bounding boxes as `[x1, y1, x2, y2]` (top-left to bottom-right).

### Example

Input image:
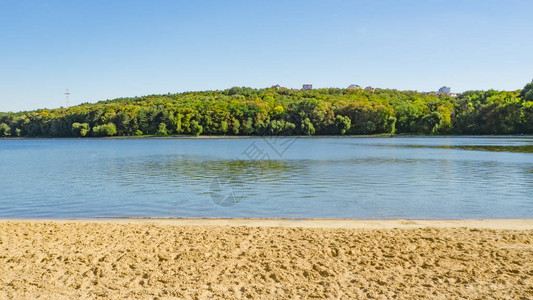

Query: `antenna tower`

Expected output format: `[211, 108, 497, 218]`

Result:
[65, 89, 70, 108]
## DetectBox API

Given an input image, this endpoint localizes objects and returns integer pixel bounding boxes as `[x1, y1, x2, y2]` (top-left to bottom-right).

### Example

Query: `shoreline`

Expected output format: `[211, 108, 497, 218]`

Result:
[2, 218, 533, 230]
[1, 134, 532, 139]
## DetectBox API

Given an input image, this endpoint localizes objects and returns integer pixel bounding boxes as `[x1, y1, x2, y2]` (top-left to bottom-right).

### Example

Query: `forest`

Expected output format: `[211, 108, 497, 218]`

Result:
[0, 80, 532, 137]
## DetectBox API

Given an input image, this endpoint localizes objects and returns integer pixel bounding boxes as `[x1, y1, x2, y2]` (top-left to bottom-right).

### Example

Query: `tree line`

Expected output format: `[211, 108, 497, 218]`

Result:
[0, 81, 532, 137]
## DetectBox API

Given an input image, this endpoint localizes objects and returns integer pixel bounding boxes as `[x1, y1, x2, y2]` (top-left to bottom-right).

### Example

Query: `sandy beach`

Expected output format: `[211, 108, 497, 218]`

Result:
[0, 219, 532, 299]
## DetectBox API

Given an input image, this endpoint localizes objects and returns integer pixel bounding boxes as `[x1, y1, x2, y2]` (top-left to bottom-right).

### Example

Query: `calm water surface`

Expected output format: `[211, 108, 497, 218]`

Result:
[0, 137, 531, 219]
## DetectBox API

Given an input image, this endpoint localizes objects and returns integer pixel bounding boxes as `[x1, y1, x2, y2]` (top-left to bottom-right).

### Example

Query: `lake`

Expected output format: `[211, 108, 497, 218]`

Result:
[0, 136, 531, 219]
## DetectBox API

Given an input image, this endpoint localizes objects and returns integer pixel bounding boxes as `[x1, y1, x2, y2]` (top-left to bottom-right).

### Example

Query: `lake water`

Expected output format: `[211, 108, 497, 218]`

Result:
[0, 137, 531, 219]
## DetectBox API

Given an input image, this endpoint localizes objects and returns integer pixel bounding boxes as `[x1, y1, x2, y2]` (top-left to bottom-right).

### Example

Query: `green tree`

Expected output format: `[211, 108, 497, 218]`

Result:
[71, 122, 90, 137]
[395, 103, 424, 133]
[386, 116, 397, 134]
[334, 115, 351, 135]
[525, 90, 533, 102]
[520, 80, 533, 101]
[175, 113, 183, 133]
[421, 112, 444, 134]
[92, 123, 117, 137]
[301, 118, 315, 135]
[190, 120, 203, 136]
[220, 121, 229, 134]
[0, 123, 10, 137]
[0, 84, 530, 137]
[231, 119, 240, 135]
[157, 123, 168, 136]
[242, 118, 254, 135]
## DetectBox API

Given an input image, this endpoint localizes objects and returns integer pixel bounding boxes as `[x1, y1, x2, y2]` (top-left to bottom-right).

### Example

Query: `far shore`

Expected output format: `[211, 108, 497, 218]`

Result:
[1, 134, 532, 140]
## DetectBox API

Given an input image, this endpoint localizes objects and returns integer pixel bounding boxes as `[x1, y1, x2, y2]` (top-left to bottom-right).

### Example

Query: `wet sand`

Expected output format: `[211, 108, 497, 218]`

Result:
[0, 219, 532, 299]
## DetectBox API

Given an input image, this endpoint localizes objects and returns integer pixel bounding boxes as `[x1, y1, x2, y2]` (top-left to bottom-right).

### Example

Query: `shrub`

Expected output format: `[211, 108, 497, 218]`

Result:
[0, 123, 11, 137]
[71, 122, 90, 137]
[92, 123, 117, 137]
[157, 123, 168, 136]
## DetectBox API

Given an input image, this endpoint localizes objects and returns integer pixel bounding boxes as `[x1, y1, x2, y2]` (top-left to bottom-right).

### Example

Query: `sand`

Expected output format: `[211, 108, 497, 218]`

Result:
[0, 219, 531, 299]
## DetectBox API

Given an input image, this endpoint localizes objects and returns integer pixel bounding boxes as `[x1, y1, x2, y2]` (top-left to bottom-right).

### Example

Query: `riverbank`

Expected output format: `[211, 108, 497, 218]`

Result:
[1, 134, 532, 139]
[0, 219, 531, 299]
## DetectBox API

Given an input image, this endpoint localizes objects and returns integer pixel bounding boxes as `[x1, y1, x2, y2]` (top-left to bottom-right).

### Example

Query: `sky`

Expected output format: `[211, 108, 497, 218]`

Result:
[0, 0, 532, 112]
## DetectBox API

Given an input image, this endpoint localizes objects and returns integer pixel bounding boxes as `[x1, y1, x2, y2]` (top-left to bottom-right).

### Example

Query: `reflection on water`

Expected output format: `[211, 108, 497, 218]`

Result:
[383, 144, 533, 153]
[0, 137, 531, 219]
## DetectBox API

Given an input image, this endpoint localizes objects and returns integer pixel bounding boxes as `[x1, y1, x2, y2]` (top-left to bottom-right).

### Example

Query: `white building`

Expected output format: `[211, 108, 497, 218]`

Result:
[438, 86, 451, 94]
[347, 84, 361, 90]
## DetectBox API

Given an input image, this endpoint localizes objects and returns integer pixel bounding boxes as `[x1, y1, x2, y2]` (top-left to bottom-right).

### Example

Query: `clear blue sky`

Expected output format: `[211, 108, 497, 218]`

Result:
[1, 0, 532, 112]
